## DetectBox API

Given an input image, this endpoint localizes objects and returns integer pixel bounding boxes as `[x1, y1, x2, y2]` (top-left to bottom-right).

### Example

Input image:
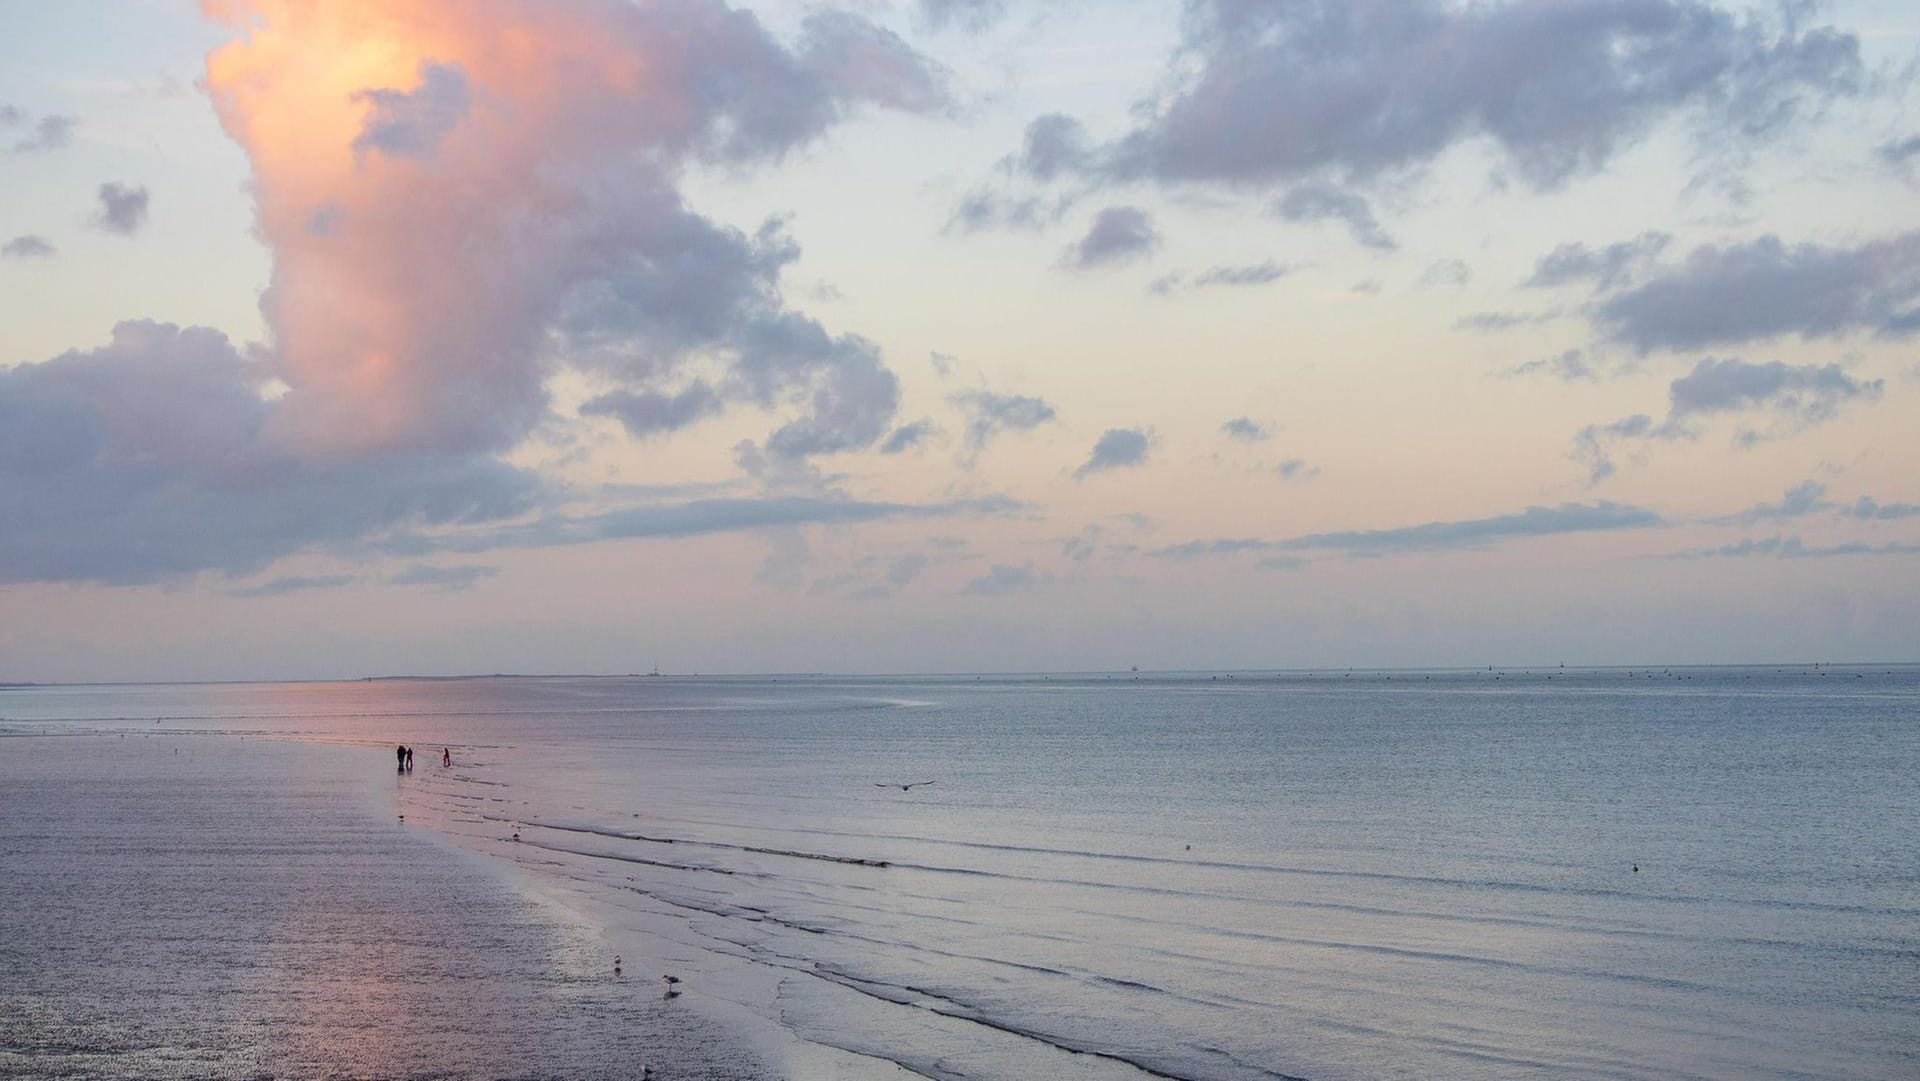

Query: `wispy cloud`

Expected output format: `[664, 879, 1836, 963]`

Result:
[387, 563, 497, 591]
[962, 562, 1045, 596]
[1074, 428, 1152, 479]
[93, 183, 149, 234]
[1, 235, 55, 259]
[1666, 535, 1920, 559]
[1063, 206, 1159, 270]
[223, 573, 359, 598]
[1221, 417, 1270, 442]
[1572, 357, 1882, 482]
[1153, 502, 1662, 560]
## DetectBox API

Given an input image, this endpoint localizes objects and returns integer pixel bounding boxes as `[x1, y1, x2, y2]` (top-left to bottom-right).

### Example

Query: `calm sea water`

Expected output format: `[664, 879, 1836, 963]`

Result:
[3, 667, 1916, 1080]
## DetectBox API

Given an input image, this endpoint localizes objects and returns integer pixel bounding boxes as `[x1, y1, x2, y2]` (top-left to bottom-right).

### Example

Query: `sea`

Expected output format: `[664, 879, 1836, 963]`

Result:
[1, 666, 1915, 1080]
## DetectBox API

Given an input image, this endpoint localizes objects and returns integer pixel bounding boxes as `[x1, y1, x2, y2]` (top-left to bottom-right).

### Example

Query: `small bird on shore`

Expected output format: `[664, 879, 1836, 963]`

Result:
[662, 974, 682, 998]
[876, 780, 935, 791]
[613, 955, 622, 976]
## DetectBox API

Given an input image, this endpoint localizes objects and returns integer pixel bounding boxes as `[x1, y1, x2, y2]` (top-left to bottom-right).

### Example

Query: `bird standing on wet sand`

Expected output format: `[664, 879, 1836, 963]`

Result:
[662, 974, 682, 998]
[876, 780, 936, 791]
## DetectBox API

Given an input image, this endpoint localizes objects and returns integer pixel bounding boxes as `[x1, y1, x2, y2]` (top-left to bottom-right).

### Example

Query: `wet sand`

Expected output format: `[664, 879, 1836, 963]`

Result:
[0, 732, 770, 1080]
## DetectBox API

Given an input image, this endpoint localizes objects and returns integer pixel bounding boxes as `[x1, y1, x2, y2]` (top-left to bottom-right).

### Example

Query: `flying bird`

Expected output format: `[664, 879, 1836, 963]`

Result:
[876, 780, 936, 791]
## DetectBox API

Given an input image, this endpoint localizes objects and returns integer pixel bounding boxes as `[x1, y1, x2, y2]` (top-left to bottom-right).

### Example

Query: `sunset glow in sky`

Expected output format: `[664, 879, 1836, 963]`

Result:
[2, 0, 1918, 680]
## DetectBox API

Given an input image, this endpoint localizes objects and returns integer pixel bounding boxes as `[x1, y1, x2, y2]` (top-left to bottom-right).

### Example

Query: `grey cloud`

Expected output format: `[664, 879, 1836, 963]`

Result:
[1525, 232, 1670, 290]
[962, 562, 1043, 596]
[1018, 114, 1096, 182]
[1596, 232, 1920, 352]
[1419, 259, 1471, 287]
[581, 383, 725, 438]
[878, 419, 937, 454]
[798, 11, 950, 118]
[886, 552, 929, 588]
[1149, 537, 1281, 561]
[1273, 183, 1394, 250]
[947, 189, 1070, 234]
[1283, 501, 1662, 555]
[353, 62, 470, 158]
[1506, 349, 1598, 381]
[1064, 207, 1159, 270]
[1075, 427, 1152, 479]
[1155, 261, 1291, 294]
[0, 322, 543, 585]
[1570, 357, 1881, 483]
[556, 212, 901, 461]
[94, 183, 149, 234]
[224, 574, 359, 598]
[1221, 417, 1269, 441]
[929, 351, 956, 377]
[1151, 501, 1660, 559]
[1571, 414, 1655, 483]
[1456, 309, 1557, 332]
[761, 336, 900, 458]
[1061, 525, 1110, 564]
[1880, 134, 1920, 168]
[1666, 356, 1881, 427]
[1197, 261, 1289, 288]
[387, 563, 499, 591]
[950, 388, 1056, 455]
[1844, 496, 1920, 521]
[1275, 457, 1317, 480]
[1104, 0, 1860, 189]
[11, 113, 75, 153]
[1667, 535, 1920, 559]
[2, 235, 55, 259]
[1709, 480, 1831, 525]
[419, 493, 1029, 554]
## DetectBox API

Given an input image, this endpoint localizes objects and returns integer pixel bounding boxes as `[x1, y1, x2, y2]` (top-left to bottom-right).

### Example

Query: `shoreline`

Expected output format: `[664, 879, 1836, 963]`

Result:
[0, 731, 776, 1080]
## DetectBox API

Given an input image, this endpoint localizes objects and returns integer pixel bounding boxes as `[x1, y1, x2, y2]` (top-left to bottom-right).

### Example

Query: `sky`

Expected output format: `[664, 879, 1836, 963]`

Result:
[1, 0, 1918, 681]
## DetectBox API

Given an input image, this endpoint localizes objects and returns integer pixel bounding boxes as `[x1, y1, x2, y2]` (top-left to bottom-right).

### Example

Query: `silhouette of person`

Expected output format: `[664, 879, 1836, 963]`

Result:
[397, 744, 406, 772]
[404, 746, 414, 771]
[442, 747, 451, 768]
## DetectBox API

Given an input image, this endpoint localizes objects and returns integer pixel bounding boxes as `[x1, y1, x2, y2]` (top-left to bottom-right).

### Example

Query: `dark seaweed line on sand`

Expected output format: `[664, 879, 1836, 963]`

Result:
[488, 815, 892, 867]
[504, 839, 1307, 1081]
[804, 964, 1309, 1081]
[490, 812, 1916, 921]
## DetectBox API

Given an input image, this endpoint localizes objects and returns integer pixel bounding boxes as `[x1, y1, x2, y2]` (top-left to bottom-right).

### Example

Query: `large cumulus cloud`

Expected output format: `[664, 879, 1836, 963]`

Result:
[2, 0, 951, 585]
[202, 0, 944, 457]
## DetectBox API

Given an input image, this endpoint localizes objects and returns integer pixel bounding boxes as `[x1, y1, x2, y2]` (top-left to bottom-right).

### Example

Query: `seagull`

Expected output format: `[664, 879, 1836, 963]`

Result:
[662, 974, 682, 999]
[662, 974, 681, 986]
[876, 780, 936, 791]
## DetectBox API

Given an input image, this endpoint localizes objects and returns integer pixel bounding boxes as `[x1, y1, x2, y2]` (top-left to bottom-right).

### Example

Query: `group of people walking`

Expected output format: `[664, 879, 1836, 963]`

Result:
[395, 745, 453, 772]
